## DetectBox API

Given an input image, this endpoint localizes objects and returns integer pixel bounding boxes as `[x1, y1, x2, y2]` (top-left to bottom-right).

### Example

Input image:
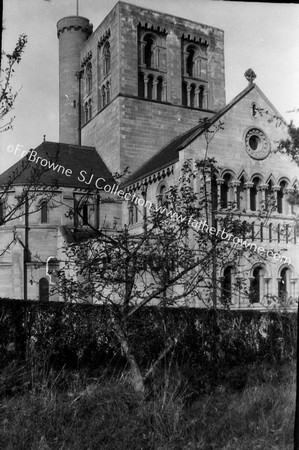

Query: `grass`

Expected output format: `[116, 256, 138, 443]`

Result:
[0, 362, 295, 449]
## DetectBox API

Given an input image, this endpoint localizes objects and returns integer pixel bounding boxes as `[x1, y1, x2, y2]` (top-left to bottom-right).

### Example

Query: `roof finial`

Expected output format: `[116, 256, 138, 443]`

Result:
[244, 68, 256, 85]
[43, 134, 46, 142]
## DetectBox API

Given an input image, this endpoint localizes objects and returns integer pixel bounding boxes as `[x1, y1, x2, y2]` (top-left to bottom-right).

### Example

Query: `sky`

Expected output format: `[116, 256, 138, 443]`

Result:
[1, 0, 299, 174]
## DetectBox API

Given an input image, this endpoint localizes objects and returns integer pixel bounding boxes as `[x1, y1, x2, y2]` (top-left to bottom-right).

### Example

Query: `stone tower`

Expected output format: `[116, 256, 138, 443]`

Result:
[57, 16, 92, 145]
[57, 2, 225, 175]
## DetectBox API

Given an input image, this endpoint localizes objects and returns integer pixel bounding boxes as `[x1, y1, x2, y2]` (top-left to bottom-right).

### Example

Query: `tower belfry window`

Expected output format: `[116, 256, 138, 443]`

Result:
[157, 77, 163, 102]
[103, 42, 111, 76]
[144, 36, 154, 68]
[86, 63, 92, 93]
[186, 47, 195, 77]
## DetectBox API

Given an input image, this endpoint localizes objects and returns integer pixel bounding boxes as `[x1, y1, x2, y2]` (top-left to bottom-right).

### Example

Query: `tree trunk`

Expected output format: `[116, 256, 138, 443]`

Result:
[114, 321, 145, 394]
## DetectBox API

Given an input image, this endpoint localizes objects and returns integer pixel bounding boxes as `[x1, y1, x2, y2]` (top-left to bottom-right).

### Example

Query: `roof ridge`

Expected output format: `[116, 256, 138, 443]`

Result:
[123, 83, 256, 186]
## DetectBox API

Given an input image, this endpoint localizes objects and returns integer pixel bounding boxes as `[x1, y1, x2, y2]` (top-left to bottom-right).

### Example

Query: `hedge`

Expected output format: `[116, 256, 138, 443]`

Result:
[0, 298, 297, 374]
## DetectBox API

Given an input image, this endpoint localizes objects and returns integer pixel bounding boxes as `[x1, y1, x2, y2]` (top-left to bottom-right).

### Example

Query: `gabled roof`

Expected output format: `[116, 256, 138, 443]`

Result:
[0, 141, 115, 189]
[123, 82, 266, 187]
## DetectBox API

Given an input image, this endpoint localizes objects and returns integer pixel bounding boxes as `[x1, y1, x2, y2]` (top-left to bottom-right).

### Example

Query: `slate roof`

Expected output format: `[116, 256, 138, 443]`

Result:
[0, 141, 115, 190]
[59, 225, 99, 244]
[122, 83, 259, 187]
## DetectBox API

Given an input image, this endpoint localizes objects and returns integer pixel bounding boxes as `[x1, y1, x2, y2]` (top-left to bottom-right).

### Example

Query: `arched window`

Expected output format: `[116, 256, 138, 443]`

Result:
[198, 86, 204, 109]
[106, 81, 110, 104]
[157, 77, 163, 102]
[222, 266, 233, 304]
[144, 36, 154, 68]
[237, 176, 246, 210]
[186, 46, 195, 77]
[250, 177, 261, 211]
[147, 75, 154, 100]
[211, 173, 218, 210]
[190, 84, 196, 108]
[40, 200, 48, 224]
[103, 42, 111, 76]
[157, 184, 167, 206]
[221, 173, 233, 208]
[250, 266, 264, 304]
[129, 204, 138, 225]
[138, 72, 145, 98]
[85, 63, 92, 93]
[277, 180, 287, 214]
[182, 82, 188, 106]
[101, 85, 106, 109]
[278, 267, 290, 302]
[88, 99, 92, 120]
[39, 278, 49, 302]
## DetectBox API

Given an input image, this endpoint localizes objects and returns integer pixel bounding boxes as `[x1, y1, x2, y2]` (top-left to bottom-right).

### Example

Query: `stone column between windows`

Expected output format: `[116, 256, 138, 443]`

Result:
[244, 181, 253, 211]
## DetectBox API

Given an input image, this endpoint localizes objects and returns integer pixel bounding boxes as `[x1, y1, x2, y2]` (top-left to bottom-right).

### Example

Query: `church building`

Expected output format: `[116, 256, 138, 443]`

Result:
[0, 1, 298, 306]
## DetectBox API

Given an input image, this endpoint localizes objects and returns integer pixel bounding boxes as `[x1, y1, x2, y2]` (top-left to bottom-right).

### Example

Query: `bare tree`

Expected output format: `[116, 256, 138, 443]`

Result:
[1, 33, 27, 132]
[53, 120, 283, 393]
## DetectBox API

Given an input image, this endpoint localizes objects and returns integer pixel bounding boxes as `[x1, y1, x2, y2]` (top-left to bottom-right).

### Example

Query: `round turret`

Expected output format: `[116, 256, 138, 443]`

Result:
[57, 16, 92, 145]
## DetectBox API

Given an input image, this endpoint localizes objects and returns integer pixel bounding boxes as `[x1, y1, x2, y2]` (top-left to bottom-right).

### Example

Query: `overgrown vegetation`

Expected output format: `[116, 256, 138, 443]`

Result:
[0, 299, 296, 448]
[0, 360, 295, 449]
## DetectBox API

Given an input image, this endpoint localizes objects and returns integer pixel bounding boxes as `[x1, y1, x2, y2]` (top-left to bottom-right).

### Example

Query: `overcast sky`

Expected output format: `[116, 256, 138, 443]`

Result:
[1, 0, 299, 174]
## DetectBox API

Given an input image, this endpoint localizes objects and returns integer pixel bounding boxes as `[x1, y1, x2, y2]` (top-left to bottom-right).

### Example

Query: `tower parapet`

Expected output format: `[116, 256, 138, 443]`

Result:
[57, 16, 92, 145]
